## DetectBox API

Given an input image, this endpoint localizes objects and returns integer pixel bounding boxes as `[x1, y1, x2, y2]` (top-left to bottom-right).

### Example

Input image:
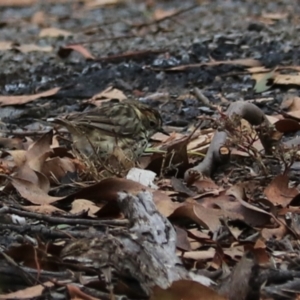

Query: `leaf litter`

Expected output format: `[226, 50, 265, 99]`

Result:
[2, 0, 300, 299]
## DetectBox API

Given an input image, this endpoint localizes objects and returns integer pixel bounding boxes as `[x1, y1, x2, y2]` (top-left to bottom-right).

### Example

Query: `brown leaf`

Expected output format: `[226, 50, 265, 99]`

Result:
[175, 226, 191, 251]
[153, 8, 177, 20]
[0, 87, 60, 106]
[262, 12, 288, 20]
[183, 248, 216, 261]
[169, 203, 222, 232]
[150, 279, 226, 300]
[31, 11, 46, 25]
[0, 282, 54, 299]
[70, 199, 101, 217]
[63, 177, 179, 217]
[13, 164, 50, 192]
[264, 174, 299, 207]
[165, 58, 262, 71]
[87, 86, 127, 105]
[11, 177, 64, 205]
[0, 0, 36, 6]
[14, 44, 53, 53]
[85, 0, 123, 10]
[39, 27, 72, 38]
[199, 188, 271, 227]
[58, 44, 95, 60]
[275, 119, 300, 133]
[42, 157, 76, 183]
[280, 90, 300, 111]
[0, 137, 23, 149]
[0, 41, 12, 50]
[274, 73, 300, 85]
[6, 150, 27, 167]
[67, 284, 99, 300]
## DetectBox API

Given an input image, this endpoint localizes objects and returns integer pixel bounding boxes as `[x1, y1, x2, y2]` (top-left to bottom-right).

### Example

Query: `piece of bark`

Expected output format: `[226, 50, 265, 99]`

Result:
[184, 101, 279, 181]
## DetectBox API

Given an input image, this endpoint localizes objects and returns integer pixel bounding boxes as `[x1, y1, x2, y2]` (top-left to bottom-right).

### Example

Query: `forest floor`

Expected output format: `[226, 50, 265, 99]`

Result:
[1, 0, 300, 299]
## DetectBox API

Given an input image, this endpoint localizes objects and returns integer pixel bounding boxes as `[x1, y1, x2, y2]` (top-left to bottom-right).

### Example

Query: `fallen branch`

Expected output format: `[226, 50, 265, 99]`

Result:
[60, 191, 213, 296]
[184, 101, 279, 181]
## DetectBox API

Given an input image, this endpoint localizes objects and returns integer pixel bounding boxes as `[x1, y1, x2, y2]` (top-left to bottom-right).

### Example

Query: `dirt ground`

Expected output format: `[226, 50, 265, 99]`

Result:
[1, 0, 300, 299]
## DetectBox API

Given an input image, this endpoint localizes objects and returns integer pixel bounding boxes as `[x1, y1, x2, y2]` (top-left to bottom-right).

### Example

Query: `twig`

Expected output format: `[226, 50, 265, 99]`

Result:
[132, 5, 198, 28]
[0, 206, 128, 227]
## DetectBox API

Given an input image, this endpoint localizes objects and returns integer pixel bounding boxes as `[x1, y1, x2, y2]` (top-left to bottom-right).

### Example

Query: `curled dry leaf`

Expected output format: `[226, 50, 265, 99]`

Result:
[169, 203, 221, 232]
[86, 86, 127, 106]
[14, 44, 53, 53]
[175, 226, 191, 251]
[264, 174, 299, 207]
[150, 279, 226, 300]
[0, 137, 23, 149]
[42, 156, 76, 183]
[62, 177, 180, 217]
[57, 44, 95, 60]
[39, 27, 73, 38]
[85, 0, 123, 10]
[67, 284, 99, 300]
[275, 119, 300, 133]
[70, 199, 101, 217]
[261, 221, 287, 241]
[0, 87, 60, 106]
[274, 73, 300, 85]
[197, 187, 271, 227]
[10, 177, 64, 205]
[0, 281, 54, 300]
[13, 164, 50, 192]
[280, 89, 300, 111]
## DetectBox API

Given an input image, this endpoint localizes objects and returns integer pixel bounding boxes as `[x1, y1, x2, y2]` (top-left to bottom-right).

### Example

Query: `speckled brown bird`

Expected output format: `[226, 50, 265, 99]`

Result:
[53, 100, 167, 161]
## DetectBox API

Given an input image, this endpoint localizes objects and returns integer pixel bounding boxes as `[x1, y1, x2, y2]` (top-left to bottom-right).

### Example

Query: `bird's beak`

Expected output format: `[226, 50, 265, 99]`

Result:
[158, 127, 170, 136]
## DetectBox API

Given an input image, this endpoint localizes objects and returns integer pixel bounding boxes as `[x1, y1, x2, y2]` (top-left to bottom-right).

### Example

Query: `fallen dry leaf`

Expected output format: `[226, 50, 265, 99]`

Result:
[0, 137, 23, 149]
[87, 86, 127, 105]
[169, 203, 221, 232]
[0, 41, 13, 50]
[150, 279, 226, 300]
[70, 199, 101, 217]
[39, 27, 73, 38]
[183, 248, 216, 261]
[42, 156, 76, 183]
[31, 11, 47, 25]
[153, 8, 177, 20]
[11, 177, 64, 205]
[67, 284, 99, 300]
[280, 89, 300, 111]
[262, 12, 288, 20]
[0, 87, 60, 106]
[264, 174, 299, 207]
[0, 281, 54, 299]
[163, 58, 262, 71]
[15, 44, 53, 53]
[275, 119, 300, 133]
[261, 220, 287, 240]
[286, 110, 300, 119]
[0, 0, 37, 6]
[58, 44, 95, 60]
[274, 73, 300, 85]
[85, 0, 123, 10]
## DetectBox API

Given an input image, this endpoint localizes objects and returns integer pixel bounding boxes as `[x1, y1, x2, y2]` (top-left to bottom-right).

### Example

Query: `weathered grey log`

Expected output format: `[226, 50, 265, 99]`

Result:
[60, 190, 212, 295]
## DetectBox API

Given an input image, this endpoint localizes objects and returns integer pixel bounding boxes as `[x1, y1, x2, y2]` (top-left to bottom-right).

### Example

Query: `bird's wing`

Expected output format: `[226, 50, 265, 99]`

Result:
[68, 102, 140, 136]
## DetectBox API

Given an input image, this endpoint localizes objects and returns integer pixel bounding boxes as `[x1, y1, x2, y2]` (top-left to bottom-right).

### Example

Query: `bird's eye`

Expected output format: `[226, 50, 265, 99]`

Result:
[149, 120, 156, 127]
